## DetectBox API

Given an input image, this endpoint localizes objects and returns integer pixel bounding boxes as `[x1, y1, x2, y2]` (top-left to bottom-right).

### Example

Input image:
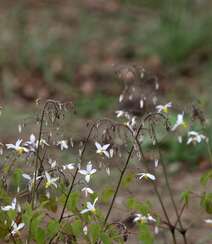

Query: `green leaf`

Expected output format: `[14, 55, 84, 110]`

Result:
[12, 168, 23, 187]
[67, 192, 80, 212]
[71, 219, 83, 237]
[101, 186, 114, 203]
[35, 227, 46, 244]
[181, 190, 191, 206]
[47, 220, 60, 239]
[201, 193, 212, 214]
[138, 223, 154, 244]
[89, 224, 101, 243]
[100, 232, 112, 244]
[121, 172, 134, 188]
[127, 197, 151, 215]
[200, 170, 212, 186]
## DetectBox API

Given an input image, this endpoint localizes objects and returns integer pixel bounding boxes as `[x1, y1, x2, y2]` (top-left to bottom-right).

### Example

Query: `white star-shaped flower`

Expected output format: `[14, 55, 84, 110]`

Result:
[171, 113, 187, 131]
[79, 162, 96, 183]
[136, 173, 156, 181]
[1, 198, 16, 211]
[57, 140, 68, 151]
[24, 134, 37, 151]
[156, 102, 172, 113]
[11, 221, 25, 236]
[95, 142, 110, 158]
[81, 187, 94, 197]
[63, 163, 75, 170]
[205, 219, 212, 224]
[22, 173, 42, 191]
[80, 197, 98, 214]
[187, 131, 207, 145]
[45, 172, 59, 188]
[6, 139, 29, 155]
[133, 213, 156, 223]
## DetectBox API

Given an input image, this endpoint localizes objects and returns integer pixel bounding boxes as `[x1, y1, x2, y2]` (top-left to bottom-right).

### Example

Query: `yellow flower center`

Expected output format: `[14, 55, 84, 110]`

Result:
[17, 147, 25, 155]
[45, 182, 51, 188]
[182, 122, 188, 128]
[163, 107, 169, 113]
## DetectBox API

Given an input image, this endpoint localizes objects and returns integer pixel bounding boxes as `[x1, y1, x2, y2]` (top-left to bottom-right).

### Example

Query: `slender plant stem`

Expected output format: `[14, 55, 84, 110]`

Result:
[103, 145, 134, 226]
[151, 123, 187, 244]
[49, 123, 97, 244]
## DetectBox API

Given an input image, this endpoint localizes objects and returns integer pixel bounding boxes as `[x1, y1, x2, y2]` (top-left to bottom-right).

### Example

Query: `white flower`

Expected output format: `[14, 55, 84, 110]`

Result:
[115, 110, 126, 118]
[57, 140, 68, 151]
[137, 173, 156, 181]
[140, 99, 144, 109]
[133, 213, 156, 223]
[204, 219, 212, 224]
[48, 159, 57, 169]
[81, 187, 94, 197]
[187, 131, 207, 145]
[22, 173, 42, 191]
[119, 94, 124, 103]
[178, 136, 183, 144]
[63, 163, 75, 170]
[106, 167, 110, 176]
[79, 162, 96, 183]
[154, 159, 159, 168]
[156, 102, 172, 113]
[11, 221, 25, 236]
[1, 198, 16, 211]
[24, 134, 37, 151]
[95, 142, 110, 158]
[83, 225, 88, 235]
[126, 117, 137, 130]
[6, 139, 29, 155]
[45, 172, 59, 188]
[39, 138, 49, 147]
[171, 113, 187, 131]
[80, 198, 98, 214]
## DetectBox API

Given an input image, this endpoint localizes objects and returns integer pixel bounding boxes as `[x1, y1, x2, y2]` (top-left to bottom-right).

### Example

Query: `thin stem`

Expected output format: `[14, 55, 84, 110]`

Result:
[49, 123, 97, 244]
[151, 124, 187, 244]
[103, 146, 134, 227]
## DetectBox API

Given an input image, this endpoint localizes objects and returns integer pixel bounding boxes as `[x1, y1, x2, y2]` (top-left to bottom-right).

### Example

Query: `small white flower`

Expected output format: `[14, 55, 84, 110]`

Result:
[45, 172, 59, 188]
[109, 148, 114, 158]
[115, 110, 125, 118]
[95, 142, 110, 158]
[1, 198, 16, 211]
[106, 167, 110, 176]
[133, 213, 156, 223]
[57, 140, 68, 151]
[25, 134, 37, 151]
[187, 131, 207, 145]
[18, 124, 22, 133]
[79, 162, 96, 183]
[154, 159, 159, 168]
[119, 94, 124, 103]
[22, 173, 42, 191]
[178, 136, 183, 144]
[140, 99, 144, 109]
[137, 173, 156, 181]
[80, 197, 98, 214]
[81, 187, 94, 197]
[126, 116, 137, 131]
[83, 225, 88, 235]
[48, 159, 57, 169]
[6, 139, 29, 155]
[156, 102, 172, 113]
[11, 221, 25, 236]
[63, 163, 75, 170]
[171, 113, 187, 131]
[204, 219, 212, 224]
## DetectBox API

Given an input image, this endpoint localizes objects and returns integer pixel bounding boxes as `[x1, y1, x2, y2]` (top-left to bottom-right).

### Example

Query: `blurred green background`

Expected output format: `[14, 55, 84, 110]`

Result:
[0, 0, 212, 167]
